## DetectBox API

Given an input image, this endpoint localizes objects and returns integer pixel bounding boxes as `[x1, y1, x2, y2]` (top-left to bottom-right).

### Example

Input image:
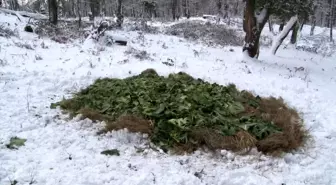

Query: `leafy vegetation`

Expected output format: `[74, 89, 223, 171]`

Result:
[6, 137, 27, 150]
[101, 149, 120, 156]
[52, 69, 306, 154]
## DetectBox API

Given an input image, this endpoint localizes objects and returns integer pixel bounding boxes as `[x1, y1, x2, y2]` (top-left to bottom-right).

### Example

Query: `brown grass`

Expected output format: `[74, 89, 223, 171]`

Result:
[104, 115, 154, 134]
[170, 129, 258, 155]
[78, 109, 153, 136]
[241, 94, 307, 154]
[79, 108, 113, 122]
[190, 128, 257, 152]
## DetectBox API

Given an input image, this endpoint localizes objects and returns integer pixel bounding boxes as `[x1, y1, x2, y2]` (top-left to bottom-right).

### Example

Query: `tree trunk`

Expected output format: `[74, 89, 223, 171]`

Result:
[309, 5, 317, 35]
[299, 20, 305, 31]
[48, 0, 58, 25]
[195, 2, 199, 16]
[279, 21, 285, 31]
[10, 0, 19, 10]
[177, 0, 181, 19]
[101, 0, 106, 16]
[72, 0, 75, 17]
[242, 0, 269, 58]
[223, 3, 229, 19]
[116, 0, 123, 27]
[186, 0, 190, 18]
[330, 0, 334, 42]
[172, 0, 177, 20]
[290, 21, 299, 44]
[268, 19, 273, 33]
[271, 15, 298, 55]
[310, 19, 316, 36]
[89, 0, 100, 21]
[77, 0, 82, 27]
[182, 0, 187, 17]
[216, 0, 222, 16]
[233, 2, 239, 16]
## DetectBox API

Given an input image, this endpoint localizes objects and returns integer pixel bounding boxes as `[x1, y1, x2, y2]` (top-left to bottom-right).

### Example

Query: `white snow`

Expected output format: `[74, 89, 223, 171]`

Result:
[1, 11, 336, 185]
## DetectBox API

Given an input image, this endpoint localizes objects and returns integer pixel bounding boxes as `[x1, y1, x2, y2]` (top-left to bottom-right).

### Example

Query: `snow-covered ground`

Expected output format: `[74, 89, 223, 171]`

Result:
[1, 12, 336, 185]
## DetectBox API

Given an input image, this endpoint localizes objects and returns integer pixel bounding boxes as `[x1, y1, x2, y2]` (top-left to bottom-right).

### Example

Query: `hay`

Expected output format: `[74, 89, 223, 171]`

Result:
[243, 97, 307, 154]
[105, 115, 153, 134]
[191, 129, 257, 152]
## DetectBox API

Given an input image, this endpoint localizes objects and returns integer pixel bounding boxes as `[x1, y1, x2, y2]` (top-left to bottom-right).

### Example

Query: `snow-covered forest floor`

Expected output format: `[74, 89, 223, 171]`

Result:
[1, 12, 336, 185]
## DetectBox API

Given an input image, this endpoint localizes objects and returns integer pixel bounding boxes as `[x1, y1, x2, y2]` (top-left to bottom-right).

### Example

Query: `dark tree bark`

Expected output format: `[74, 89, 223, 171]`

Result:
[310, 19, 316, 36]
[116, 0, 123, 27]
[268, 19, 274, 33]
[330, 0, 334, 42]
[101, 0, 106, 16]
[186, 0, 190, 18]
[299, 20, 305, 31]
[182, 0, 187, 16]
[48, 0, 58, 25]
[9, 0, 20, 10]
[279, 21, 285, 31]
[242, 0, 269, 58]
[223, 2, 229, 19]
[89, 0, 100, 21]
[195, 2, 200, 16]
[216, 0, 222, 16]
[177, 0, 181, 19]
[71, 0, 75, 17]
[310, 5, 318, 35]
[143, 1, 156, 19]
[59, 0, 68, 17]
[172, 0, 178, 20]
[290, 21, 299, 44]
[233, 2, 239, 16]
[77, 0, 82, 27]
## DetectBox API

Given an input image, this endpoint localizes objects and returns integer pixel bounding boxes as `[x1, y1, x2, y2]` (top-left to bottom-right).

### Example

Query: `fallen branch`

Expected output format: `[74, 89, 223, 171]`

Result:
[0, 8, 48, 20]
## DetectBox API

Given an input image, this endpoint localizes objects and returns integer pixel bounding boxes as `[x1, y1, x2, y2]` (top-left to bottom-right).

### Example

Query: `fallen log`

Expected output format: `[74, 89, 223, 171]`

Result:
[115, 40, 127, 46]
[0, 8, 48, 20]
[106, 33, 127, 46]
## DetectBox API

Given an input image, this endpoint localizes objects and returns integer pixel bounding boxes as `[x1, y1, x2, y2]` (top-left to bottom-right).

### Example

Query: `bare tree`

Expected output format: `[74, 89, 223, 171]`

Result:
[89, 0, 100, 21]
[243, 0, 269, 58]
[310, 4, 318, 35]
[172, 0, 178, 20]
[48, 0, 58, 25]
[279, 21, 285, 31]
[9, 0, 19, 10]
[142, 1, 156, 19]
[216, 0, 222, 17]
[185, 0, 190, 18]
[77, 0, 82, 27]
[330, 0, 334, 41]
[290, 21, 299, 44]
[116, 0, 123, 27]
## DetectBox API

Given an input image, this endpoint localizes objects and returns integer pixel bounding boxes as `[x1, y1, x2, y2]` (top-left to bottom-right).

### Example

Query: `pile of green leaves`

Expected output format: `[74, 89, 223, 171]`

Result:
[52, 69, 282, 151]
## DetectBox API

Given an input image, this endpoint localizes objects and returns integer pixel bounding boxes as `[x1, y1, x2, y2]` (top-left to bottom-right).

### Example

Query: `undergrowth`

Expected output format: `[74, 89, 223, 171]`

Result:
[165, 21, 243, 46]
[52, 69, 307, 155]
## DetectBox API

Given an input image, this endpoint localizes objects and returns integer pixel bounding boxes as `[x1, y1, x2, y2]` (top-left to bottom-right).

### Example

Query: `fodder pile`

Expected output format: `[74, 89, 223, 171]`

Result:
[52, 69, 306, 155]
